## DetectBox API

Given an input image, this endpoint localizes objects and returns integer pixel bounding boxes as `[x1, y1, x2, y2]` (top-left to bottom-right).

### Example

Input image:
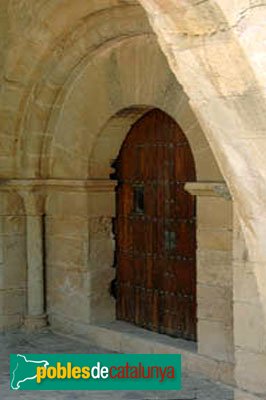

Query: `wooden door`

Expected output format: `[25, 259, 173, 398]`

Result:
[114, 109, 196, 341]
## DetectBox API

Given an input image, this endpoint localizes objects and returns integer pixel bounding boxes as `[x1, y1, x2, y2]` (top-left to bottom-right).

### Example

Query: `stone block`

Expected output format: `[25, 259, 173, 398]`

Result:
[47, 268, 90, 323]
[0, 289, 26, 315]
[185, 351, 235, 385]
[234, 301, 266, 353]
[197, 228, 233, 251]
[198, 250, 233, 287]
[0, 156, 16, 178]
[0, 314, 23, 331]
[198, 319, 234, 363]
[87, 192, 116, 217]
[198, 249, 232, 265]
[46, 236, 88, 268]
[235, 348, 266, 395]
[47, 192, 88, 217]
[197, 284, 233, 325]
[234, 262, 262, 305]
[0, 193, 24, 216]
[46, 217, 89, 239]
[0, 234, 26, 287]
[88, 217, 112, 239]
[195, 148, 224, 181]
[89, 237, 114, 268]
[89, 267, 115, 294]
[198, 196, 232, 229]
[0, 262, 26, 290]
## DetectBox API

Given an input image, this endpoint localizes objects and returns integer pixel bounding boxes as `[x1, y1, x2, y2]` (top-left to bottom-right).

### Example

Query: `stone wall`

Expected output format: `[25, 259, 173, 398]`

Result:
[46, 182, 116, 332]
[0, 191, 26, 329]
[137, 1, 266, 396]
[1, 0, 266, 397]
[233, 211, 266, 395]
[197, 195, 233, 364]
[185, 182, 234, 383]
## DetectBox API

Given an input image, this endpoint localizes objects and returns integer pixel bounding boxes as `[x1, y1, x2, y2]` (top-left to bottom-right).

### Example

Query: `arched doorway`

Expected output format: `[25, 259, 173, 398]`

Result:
[114, 108, 197, 341]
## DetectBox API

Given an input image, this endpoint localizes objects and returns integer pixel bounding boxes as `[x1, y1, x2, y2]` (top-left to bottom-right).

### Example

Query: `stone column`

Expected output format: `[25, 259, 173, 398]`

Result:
[21, 191, 47, 330]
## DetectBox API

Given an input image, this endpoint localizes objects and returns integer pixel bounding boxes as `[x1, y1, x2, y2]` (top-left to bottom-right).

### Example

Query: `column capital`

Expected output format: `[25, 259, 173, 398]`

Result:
[0, 179, 117, 215]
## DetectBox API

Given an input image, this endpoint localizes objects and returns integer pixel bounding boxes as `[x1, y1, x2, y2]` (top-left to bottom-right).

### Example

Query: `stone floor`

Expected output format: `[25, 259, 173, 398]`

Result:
[1, 330, 234, 399]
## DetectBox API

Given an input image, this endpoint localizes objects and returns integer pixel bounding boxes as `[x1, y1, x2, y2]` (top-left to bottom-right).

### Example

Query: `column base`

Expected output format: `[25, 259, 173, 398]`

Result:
[23, 314, 48, 331]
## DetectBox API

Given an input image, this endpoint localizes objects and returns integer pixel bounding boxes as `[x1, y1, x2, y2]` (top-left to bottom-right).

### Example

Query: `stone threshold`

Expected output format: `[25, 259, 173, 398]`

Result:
[54, 320, 235, 387]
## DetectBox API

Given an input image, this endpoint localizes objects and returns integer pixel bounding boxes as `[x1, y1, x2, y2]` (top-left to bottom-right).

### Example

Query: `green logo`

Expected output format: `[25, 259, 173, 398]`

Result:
[10, 353, 182, 391]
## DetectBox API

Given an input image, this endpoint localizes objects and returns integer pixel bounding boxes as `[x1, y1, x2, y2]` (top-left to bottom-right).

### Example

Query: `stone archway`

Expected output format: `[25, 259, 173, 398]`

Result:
[32, 26, 233, 383]
[3, 0, 261, 394]
[0, 8, 228, 382]
[88, 102, 233, 384]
